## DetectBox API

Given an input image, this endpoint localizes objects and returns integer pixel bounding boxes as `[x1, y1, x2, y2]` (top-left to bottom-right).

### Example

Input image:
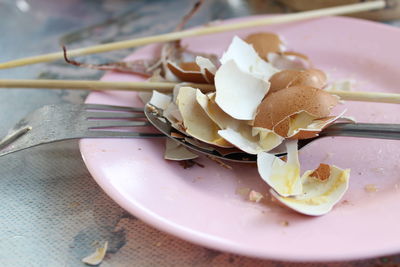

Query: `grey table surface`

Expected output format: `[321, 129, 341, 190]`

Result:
[1, 0, 400, 266]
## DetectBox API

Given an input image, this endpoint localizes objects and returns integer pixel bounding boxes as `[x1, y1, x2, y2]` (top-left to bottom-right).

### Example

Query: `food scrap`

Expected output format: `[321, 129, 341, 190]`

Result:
[145, 32, 353, 216]
[248, 190, 264, 203]
[82, 241, 108, 266]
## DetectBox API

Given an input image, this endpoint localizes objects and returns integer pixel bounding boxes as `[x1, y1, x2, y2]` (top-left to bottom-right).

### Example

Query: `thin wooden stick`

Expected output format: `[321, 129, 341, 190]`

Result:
[0, 79, 215, 93]
[329, 90, 400, 104]
[0, 79, 399, 104]
[0, 1, 385, 69]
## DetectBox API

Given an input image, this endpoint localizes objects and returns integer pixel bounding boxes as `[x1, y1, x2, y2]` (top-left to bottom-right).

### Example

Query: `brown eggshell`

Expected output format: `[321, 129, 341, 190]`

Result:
[268, 70, 301, 93]
[269, 69, 327, 94]
[244, 32, 283, 60]
[204, 68, 215, 83]
[167, 61, 208, 83]
[179, 62, 201, 72]
[254, 86, 339, 131]
[310, 163, 331, 181]
[288, 69, 327, 89]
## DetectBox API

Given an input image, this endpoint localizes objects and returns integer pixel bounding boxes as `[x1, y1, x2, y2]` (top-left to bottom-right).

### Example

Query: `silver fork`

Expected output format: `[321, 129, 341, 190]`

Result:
[0, 103, 164, 157]
[1, 103, 400, 162]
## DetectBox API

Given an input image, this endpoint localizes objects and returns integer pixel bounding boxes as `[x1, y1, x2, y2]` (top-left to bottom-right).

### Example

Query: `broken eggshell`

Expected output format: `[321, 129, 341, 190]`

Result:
[220, 36, 278, 80]
[176, 86, 232, 147]
[267, 51, 311, 70]
[257, 140, 302, 197]
[164, 138, 198, 160]
[268, 69, 327, 94]
[270, 165, 350, 216]
[196, 90, 283, 154]
[215, 59, 270, 120]
[167, 60, 208, 83]
[244, 32, 284, 60]
[254, 85, 339, 136]
[286, 109, 347, 139]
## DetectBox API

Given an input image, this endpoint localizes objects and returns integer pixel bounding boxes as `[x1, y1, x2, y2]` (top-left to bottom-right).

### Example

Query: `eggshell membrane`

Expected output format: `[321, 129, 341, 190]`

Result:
[176, 86, 232, 147]
[271, 165, 350, 216]
[220, 36, 278, 80]
[164, 138, 198, 160]
[215, 59, 270, 120]
[257, 140, 302, 197]
[252, 127, 284, 151]
[268, 69, 327, 94]
[167, 61, 208, 83]
[267, 52, 311, 70]
[287, 109, 347, 139]
[254, 86, 339, 131]
[244, 32, 283, 60]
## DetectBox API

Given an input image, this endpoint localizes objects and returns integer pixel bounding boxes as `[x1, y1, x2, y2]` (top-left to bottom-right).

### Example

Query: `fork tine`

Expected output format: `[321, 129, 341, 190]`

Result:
[85, 111, 146, 119]
[84, 130, 164, 138]
[87, 120, 152, 129]
[84, 104, 144, 112]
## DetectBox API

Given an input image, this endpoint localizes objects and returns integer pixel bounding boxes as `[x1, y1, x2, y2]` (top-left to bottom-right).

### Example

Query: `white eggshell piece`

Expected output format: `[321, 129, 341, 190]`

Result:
[220, 36, 278, 80]
[257, 140, 302, 197]
[215, 60, 270, 120]
[196, 91, 240, 130]
[164, 138, 198, 160]
[82, 241, 108, 266]
[149, 90, 172, 110]
[220, 36, 278, 79]
[196, 56, 217, 74]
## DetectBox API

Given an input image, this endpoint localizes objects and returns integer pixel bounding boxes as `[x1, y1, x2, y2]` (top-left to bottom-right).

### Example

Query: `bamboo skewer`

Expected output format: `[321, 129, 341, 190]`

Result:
[0, 79, 216, 93]
[0, 1, 385, 70]
[0, 79, 398, 104]
[328, 90, 400, 104]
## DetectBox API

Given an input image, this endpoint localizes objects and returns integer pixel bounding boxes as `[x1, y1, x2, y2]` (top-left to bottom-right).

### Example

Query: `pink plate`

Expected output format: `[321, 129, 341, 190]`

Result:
[80, 16, 400, 262]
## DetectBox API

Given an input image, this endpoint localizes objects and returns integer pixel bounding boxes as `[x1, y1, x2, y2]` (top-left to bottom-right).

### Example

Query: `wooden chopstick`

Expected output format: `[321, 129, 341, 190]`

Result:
[0, 1, 385, 70]
[0, 79, 398, 104]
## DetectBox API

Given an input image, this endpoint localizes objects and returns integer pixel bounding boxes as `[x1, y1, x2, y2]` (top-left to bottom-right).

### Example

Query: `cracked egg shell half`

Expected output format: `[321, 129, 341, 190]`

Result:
[270, 164, 350, 216]
[269, 69, 327, 94]
[254, 85, 339, 137]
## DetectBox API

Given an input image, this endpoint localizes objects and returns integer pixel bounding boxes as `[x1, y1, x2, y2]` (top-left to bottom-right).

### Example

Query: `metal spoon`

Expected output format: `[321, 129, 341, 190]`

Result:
[144, 103, 400, 163]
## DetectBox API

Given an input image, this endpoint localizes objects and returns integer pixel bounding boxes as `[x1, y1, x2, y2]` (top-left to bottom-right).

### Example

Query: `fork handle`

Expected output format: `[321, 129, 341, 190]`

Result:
[321, 123, 400, 140]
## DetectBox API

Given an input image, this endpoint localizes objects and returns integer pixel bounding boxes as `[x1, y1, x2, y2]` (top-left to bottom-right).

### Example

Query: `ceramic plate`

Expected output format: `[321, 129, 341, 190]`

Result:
[80, 16, 400, 262]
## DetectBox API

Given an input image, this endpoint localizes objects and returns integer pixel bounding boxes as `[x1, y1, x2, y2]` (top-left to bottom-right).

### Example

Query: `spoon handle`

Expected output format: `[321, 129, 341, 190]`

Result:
[321, 123, 400, 140]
